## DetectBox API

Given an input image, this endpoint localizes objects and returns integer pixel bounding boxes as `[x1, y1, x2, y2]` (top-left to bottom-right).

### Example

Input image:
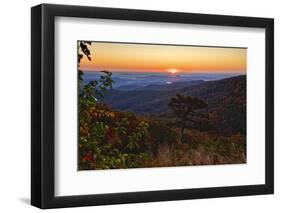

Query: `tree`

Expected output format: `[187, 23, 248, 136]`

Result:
[168, 94, 208, 143]
[78, 41, 92, 82]
[78, 41, 113, 108]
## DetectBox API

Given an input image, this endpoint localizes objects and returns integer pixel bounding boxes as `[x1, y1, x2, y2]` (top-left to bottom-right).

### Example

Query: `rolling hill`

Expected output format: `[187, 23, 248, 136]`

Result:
[104, 75, 246, 135]
[104, 75, 246, 114]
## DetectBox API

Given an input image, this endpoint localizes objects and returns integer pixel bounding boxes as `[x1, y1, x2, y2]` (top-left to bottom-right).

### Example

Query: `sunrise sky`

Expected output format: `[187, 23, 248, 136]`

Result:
[79, 42, 246, 73]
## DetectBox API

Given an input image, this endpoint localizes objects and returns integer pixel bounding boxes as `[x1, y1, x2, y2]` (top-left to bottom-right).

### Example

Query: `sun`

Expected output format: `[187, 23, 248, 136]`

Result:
[169, 69, 178, 74]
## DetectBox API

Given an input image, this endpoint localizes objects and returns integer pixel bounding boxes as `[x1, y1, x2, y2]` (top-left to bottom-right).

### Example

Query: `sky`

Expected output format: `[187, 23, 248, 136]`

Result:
[79, 41, 247, 74]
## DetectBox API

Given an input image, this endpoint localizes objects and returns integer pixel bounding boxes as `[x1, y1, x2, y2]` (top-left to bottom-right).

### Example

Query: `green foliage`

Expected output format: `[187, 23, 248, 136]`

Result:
[79, 104, 151, 170]
[126, 121, 149, 152]
[78, 70, 152, 169]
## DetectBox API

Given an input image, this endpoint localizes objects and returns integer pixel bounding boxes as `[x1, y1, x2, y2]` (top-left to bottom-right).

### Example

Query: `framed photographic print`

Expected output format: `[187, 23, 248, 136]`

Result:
[31, 4, 274, 209]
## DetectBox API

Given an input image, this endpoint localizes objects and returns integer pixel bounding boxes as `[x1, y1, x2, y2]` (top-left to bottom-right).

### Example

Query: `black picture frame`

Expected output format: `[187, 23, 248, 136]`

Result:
[31, 3, 274, 209]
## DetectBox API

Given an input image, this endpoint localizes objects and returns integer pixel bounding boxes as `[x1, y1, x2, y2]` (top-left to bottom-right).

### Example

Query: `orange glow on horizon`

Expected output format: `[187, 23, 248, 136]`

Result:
[79, 42, 247, 73]
[169, 69, 178, 74]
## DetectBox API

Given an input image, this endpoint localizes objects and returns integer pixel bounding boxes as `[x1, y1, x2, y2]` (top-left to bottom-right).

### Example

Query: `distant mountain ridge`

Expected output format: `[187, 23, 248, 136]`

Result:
[104, 75, 246, 115]
[117, 80, 204, 91]
[82, 71, 242, 89]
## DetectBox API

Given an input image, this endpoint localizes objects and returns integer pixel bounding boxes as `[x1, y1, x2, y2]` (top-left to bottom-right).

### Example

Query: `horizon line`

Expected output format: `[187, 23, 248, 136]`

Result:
[81, 70, 246, 74]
